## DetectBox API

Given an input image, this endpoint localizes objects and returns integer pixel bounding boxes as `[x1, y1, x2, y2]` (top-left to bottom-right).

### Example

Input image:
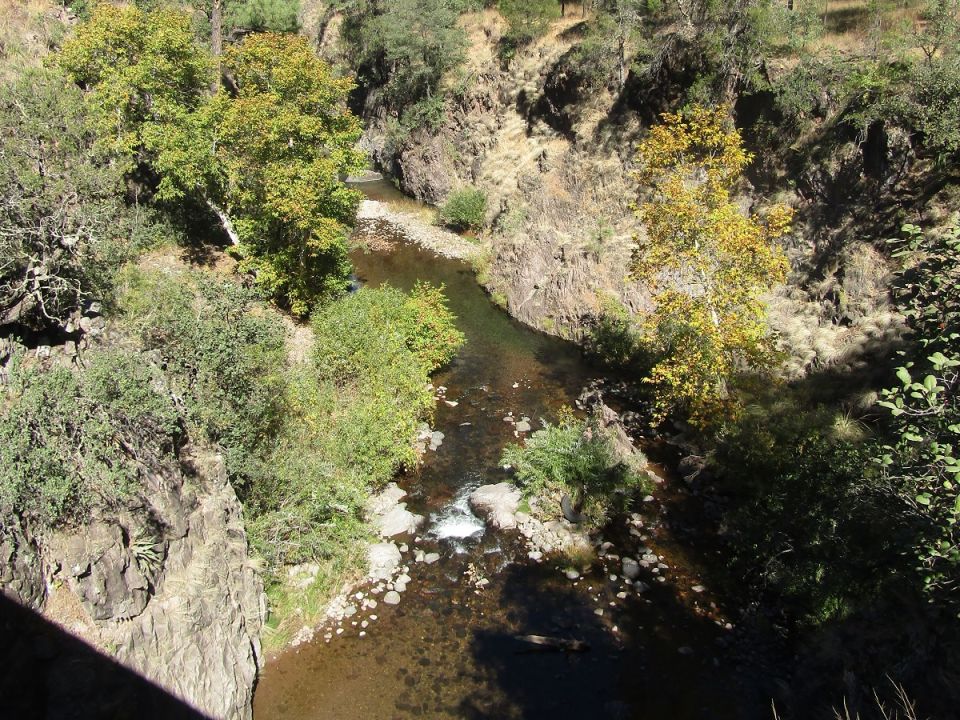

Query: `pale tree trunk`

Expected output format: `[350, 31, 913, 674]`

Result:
[210, 0, 224, 92]
[208, 200, 240, 246]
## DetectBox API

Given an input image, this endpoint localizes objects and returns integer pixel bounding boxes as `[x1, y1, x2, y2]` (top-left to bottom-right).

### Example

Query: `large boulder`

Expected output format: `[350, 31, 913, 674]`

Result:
[367, 543, 402, 581]
[469, 483, 521, 530]
[374, 504, 424, 538]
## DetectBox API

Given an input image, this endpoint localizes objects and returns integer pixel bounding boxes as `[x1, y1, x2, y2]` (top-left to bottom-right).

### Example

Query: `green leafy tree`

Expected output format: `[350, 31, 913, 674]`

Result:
[57, 4, 212, 163]
[877, 223, 960, 604]
[342, 0, 468, 116]
[60, 7, 365, 315]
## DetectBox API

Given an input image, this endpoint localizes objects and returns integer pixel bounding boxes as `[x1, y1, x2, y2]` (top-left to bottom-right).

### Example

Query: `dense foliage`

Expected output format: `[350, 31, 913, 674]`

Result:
[715, 398, 898, 624]
[631, 105, 792, 425]
[0, 67, 164, 328]
[117, 266, 287, 492]
[0, 349, 180, 526]
[59, 5, 364, 315]
[340, 0, 470, 129]
[438, 187, 488, 231]
[878, 223, 960, 604]
[116, 266, 463, 585]
[502, 408, 649, 527]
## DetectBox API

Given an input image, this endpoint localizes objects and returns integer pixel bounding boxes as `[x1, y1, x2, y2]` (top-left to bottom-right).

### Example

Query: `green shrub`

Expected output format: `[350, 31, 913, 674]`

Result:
[117, 265, 287, 493]
[0, 349, 180, 526]
[583, 294, 646, 370]
[497, 0, 560, 54]
[439, 187, 488, 231]
[714, 397, 901, 625]
[502, 408, 649, 527]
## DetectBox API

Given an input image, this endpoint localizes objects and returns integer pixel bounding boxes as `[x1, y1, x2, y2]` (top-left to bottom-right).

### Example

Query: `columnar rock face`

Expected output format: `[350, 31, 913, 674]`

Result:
[0, 447, 265, 720]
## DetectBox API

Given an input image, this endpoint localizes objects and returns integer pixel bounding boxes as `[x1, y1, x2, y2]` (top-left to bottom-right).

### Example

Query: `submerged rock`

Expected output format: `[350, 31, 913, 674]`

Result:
[622, 557, 641, 581]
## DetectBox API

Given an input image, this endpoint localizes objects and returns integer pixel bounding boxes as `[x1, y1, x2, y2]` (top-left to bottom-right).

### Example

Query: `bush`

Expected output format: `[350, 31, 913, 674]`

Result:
[714, 397, 902, 625]
[439, 187, 488, 231]
[501, 408, 649, 527]
[0, 349, 180, 527]
[117, 265, 287, 493]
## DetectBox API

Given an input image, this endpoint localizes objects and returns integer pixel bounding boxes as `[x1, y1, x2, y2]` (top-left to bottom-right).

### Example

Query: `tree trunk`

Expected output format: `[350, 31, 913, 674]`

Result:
[210, 0, 224, 93]
[207, 200, 240, 246]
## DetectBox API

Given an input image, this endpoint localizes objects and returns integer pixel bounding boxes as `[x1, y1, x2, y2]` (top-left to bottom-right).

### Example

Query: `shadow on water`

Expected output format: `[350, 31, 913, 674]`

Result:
[0, 592, 209, 719]
[459, 558, 766, 720]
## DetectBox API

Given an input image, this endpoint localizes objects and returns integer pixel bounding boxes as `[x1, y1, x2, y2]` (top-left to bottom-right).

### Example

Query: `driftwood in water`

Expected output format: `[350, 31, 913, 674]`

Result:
[514, 635, 590, 652]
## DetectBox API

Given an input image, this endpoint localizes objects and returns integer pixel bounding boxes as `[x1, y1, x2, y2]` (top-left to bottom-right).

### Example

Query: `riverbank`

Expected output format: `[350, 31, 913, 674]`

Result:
[355, 199, 482, 262]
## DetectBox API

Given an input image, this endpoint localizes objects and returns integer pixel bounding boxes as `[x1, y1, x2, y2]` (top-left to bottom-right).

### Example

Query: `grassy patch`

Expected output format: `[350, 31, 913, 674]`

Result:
[502, 408, 650, 530]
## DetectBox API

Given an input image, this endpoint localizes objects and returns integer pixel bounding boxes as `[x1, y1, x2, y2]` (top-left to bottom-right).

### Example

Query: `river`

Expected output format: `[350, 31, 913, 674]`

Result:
[252, 181, 764, 720]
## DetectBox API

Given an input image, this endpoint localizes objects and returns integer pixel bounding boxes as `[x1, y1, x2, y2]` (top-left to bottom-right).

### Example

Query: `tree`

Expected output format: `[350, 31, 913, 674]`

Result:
[630, 105, 792, 425]
[877, 223, 960, 605]
[342, 0, 468, 116]
[0, 68, 129, 328]
[59, 7, 365, 315]
[58, 4, 212, 164]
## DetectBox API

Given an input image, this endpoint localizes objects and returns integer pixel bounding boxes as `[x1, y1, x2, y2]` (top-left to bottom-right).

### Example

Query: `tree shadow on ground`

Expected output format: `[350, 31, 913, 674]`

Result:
[0, 592, 210, 720]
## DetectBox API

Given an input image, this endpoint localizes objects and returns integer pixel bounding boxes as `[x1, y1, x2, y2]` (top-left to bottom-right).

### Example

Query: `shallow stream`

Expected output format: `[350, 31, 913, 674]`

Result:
[252, 182, 762, 719]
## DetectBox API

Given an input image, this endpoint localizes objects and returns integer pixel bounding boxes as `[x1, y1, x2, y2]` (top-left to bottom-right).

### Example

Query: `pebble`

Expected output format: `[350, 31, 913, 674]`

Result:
[399, 544, 408, 553]
[594, 609, 604, 616]
[692, 584, 706, 593]
[678, 646, 694, 656]
[424, 552, 441, 564]
[336, 628, 343, 635]
[359, 631, 366, 637]
[609, 574, 617, 582]
[616, 592, 628, 599]
[384, 591, 401, 605]
[565, 569, 580, 580]
[444, 400, 458, 407]
[361, 621, 369, 628]
[371, 615, 378, 621]
[642, 495, 655, 503]
[528, 551, 543, 561]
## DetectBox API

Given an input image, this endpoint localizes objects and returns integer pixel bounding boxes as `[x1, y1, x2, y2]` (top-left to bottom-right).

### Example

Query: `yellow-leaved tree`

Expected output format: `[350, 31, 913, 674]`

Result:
[631, 105, 793, 425]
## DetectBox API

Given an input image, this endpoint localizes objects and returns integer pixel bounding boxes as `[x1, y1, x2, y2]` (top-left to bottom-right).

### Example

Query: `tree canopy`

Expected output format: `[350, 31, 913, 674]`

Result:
[58, 5, 364, 315]
[631, 105, 792, 424]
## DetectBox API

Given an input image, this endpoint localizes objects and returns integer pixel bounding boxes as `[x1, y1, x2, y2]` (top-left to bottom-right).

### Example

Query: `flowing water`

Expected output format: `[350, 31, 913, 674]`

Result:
[252, 182, 765, 720]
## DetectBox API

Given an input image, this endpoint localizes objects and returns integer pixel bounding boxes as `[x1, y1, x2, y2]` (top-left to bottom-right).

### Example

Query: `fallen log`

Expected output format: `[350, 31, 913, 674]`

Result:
[514, 634, 590, 652]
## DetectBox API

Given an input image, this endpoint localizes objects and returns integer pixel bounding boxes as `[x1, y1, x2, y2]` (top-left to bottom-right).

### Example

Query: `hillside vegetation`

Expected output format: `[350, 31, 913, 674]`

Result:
[0, 0, 463, 677]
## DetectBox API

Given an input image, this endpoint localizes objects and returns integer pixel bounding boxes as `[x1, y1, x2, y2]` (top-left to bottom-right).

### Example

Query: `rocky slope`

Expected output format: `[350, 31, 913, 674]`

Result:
[0, 344, 265, 719]
[346, 8, 908, 383]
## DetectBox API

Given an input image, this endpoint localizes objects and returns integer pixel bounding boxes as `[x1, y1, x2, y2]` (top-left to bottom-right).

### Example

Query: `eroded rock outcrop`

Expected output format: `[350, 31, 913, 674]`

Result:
[0, 447, 265, 720]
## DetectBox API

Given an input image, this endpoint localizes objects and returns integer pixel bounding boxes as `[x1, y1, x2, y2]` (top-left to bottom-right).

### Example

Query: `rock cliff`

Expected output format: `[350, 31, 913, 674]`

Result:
[0, 438, 264, 719]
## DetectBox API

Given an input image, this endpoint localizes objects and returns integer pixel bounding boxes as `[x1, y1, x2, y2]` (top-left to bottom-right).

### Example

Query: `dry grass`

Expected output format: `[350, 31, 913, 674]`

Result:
[0, 0, 68, 80]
